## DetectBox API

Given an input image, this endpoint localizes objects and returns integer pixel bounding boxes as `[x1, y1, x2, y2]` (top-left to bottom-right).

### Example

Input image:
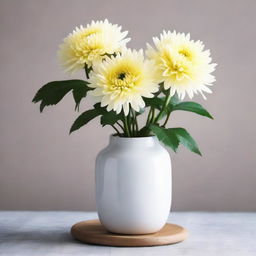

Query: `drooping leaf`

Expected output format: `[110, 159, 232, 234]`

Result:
[100, 111, 121, 126]
[70, 109, 99, 133]
[150, 125, 179, 152]
[32, 80, 91, 112]
[72, 84, 91, 111]
[93, 103, 122, 127]
[171, 128, 202, 155]
[150, 125, 201, 155]
[171, 102, 213, 119]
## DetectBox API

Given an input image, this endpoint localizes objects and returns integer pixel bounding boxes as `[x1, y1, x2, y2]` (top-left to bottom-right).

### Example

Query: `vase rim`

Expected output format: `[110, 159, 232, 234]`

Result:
[109, 134, 158, 146]
[110, 134, 156, 139]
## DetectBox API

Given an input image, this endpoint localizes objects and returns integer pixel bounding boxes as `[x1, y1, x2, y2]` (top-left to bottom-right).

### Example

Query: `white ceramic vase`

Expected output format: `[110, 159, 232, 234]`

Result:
[95, 135, 172, 235]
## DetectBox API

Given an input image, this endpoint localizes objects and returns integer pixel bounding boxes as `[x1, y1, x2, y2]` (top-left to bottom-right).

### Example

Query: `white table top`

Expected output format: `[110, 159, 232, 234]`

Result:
[0, 211, 255, 256]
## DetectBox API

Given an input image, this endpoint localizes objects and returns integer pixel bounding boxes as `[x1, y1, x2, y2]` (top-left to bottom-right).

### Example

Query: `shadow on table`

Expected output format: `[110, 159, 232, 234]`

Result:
[0, 229, 82, 246]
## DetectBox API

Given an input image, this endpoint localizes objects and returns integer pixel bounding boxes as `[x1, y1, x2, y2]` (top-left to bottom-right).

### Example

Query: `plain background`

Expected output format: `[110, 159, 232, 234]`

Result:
[0, 0, 255, 211]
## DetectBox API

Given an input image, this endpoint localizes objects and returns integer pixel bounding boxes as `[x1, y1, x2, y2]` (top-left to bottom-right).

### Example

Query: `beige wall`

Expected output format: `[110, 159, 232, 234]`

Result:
[0, 0, 255, 211]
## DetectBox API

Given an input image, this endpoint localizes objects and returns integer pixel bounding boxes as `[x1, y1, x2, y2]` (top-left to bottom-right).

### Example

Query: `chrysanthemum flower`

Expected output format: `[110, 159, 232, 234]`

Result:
[58, 19, 130, 73]
[146, 31, 216, 99]
[89, 49, 159, 115]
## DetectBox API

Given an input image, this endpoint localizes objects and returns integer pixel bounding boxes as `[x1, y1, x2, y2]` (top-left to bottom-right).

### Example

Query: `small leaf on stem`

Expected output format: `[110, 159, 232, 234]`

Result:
[70, 109, 99, 134]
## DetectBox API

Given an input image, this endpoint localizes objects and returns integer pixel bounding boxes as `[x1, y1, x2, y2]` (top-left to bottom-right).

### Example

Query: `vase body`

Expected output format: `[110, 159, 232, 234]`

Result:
[95, 135, 172, 235]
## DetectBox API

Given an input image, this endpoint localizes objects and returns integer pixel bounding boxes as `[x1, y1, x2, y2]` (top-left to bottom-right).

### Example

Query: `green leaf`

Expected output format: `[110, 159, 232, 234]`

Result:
[135, 107, 145, 116]
[150, 125, 201, 155]
[144, 97, 164, 110]
[93, 102, 103, 111]
[32, 80, 91, 112]
[72, 84, 91, 111]
[94, 103, 122, 127]
[171, 102, 213, 119]
[169, 94, 180, 106]
[150, 125, 179, 152]
[100, 111, 121, 127]
[70, 109, 99, 134]
[171, 128, 202, 155]
[145, 95, 180, 120]
[93, 103, 111, 116]
[158, 94, 179, 120]
[137, 126, 150, 137]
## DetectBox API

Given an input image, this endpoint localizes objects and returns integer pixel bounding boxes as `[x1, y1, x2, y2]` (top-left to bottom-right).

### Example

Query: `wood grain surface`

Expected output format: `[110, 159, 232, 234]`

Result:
[71, 219, 188, 247]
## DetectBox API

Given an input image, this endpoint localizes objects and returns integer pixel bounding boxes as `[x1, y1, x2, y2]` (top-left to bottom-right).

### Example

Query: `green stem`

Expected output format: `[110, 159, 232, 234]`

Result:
[84, 63, 91, 79]
[131, 109, 139, 136]
[162, 111, 171, 127]
[143, 107, 155, 136]
[150, 108, 155, 123]
[135, 114, 139, 133]
[129, 110, 134, 136]
[116, 121, 125, 132]
[146, 107, 153, 126]
[153, 90, 171, 124]
[123, 115, 131, 137]
[111, 125, 121, 136]
[127, 111, 133, 136]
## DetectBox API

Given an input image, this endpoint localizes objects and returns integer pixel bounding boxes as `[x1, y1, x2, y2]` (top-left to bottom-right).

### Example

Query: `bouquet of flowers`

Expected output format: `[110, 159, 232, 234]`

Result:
[33, 19, 216, 155]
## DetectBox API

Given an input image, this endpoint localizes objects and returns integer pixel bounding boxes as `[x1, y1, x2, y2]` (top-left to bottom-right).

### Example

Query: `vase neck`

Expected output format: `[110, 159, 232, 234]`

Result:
[109, 135, 157, 148]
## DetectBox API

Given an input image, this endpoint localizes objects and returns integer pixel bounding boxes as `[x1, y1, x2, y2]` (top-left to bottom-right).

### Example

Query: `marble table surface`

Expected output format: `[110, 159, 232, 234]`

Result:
[0, 211, 255, 256]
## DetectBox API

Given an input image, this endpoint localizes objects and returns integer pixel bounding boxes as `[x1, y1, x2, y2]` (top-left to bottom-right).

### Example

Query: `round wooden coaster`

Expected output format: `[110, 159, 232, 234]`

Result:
[71, 219, 188, 247]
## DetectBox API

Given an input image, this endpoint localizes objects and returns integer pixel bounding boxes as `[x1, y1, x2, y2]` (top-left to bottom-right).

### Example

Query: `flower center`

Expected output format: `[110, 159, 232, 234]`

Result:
[108, 71, 139, 93]
[178, 49, 192, 60]
[71, 28, 106, 64]
[161, 50, 190, 81]
[118, 72, 126, 80]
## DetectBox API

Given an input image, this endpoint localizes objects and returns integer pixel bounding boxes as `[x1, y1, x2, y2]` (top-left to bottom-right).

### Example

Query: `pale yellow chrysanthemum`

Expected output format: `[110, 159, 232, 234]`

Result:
[89, 49, 159, 115]
[146, 31, 216, 99]
[58, 19, 130, 73]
